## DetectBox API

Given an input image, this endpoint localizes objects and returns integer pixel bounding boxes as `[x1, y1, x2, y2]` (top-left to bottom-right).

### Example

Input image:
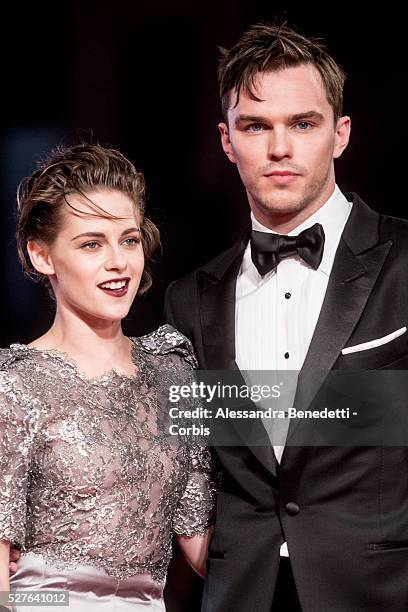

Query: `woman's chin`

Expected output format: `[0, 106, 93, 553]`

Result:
[68, 304, 132, 327]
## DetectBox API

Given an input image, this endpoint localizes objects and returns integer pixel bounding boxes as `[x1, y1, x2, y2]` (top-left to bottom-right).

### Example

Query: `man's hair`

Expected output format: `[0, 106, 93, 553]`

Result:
[16, 142, 160, 295]
[218, 22, 346, 122]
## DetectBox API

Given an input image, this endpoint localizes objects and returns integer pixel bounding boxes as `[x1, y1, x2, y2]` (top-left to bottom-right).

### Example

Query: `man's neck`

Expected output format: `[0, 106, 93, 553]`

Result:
[250, 185, 336, 234]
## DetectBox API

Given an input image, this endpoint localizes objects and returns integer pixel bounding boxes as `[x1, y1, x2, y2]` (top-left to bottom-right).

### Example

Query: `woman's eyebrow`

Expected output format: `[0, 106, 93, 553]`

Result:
[71, 227, 141, 241]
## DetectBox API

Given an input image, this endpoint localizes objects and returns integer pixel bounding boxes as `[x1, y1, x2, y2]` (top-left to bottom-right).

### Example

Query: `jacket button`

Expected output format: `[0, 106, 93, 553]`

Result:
[285, 502, 300, 516]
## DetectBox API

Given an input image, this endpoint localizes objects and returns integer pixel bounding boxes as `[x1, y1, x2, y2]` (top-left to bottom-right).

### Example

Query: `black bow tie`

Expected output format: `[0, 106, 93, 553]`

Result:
[250, 223, 325, 277]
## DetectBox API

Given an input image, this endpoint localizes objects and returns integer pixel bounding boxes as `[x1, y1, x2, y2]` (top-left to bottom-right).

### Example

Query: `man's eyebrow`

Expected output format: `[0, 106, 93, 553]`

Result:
[235, 114, 269, 126]
[71, 227, 141, 241]
[235, 111, 324, 126]
[288, 111, 324, 122]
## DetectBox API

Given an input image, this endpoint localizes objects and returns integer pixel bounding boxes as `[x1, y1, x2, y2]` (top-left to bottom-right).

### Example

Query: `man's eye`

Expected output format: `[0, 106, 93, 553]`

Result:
[246, 123, 265, 132]
[296, 122, 312, 130]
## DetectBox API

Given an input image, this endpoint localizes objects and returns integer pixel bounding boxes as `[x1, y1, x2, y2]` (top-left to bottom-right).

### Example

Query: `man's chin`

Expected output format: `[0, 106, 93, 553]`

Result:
[258, 199, 305, 217]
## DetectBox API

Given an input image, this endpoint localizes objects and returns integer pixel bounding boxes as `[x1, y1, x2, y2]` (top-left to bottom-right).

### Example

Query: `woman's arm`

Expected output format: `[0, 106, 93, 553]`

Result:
[0, 539, 10, 586]
[176, 526, 213, 578]
[0, 539, 12, 610]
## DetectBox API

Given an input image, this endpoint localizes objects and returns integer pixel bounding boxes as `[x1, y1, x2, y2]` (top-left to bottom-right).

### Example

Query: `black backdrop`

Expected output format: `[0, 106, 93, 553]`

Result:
[0, 2, 405, 609]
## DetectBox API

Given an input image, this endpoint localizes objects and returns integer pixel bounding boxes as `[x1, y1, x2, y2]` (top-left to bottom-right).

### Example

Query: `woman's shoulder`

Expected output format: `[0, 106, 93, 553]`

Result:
[0, 342, 59, 393]
[0, 344, 31, 375]
[0, 341, 49, 370]
[134, 324, 198, 368]
[0, 345, 41, 413]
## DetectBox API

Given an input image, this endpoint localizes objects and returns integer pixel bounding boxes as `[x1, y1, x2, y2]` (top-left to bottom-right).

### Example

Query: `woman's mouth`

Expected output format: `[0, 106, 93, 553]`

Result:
[97, 278, 130, 298]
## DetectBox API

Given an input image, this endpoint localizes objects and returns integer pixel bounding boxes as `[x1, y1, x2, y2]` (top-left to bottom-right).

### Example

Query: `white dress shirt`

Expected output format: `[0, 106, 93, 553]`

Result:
[235, 184, 352, 556]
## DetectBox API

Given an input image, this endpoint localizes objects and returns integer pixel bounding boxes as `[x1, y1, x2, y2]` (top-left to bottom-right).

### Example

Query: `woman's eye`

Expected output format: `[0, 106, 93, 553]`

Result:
[81, 241, 100, 250]
[122, 237, 140, 246]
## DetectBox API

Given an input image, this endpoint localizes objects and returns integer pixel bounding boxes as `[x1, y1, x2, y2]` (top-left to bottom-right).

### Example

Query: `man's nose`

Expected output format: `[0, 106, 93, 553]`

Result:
[267, 127, 292, 160]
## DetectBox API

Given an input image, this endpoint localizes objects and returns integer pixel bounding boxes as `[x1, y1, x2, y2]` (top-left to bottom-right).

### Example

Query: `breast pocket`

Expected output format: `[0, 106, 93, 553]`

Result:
[338, 328, 408, 370]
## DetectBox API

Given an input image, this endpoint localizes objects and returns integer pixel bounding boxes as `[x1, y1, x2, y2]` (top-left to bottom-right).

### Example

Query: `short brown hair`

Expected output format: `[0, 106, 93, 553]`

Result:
[218, 22, 346, 122]
[16, 142, 160, 295]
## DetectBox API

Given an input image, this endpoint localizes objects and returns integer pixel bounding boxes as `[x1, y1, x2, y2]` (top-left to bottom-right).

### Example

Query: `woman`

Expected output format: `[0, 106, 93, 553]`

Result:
[0, 143, 214, 611]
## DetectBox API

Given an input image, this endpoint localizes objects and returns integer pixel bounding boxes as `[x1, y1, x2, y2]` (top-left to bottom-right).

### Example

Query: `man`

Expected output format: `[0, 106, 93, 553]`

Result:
[165, 23, 408, 612]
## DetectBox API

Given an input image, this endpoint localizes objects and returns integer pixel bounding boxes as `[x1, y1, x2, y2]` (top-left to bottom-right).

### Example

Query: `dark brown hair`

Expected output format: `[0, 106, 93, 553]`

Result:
[218, 22, 346, 122]
[16, 142, 160, 295]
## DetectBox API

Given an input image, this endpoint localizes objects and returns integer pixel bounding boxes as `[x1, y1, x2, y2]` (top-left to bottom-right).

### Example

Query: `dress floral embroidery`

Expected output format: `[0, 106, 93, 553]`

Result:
[0, 325, 215, 582]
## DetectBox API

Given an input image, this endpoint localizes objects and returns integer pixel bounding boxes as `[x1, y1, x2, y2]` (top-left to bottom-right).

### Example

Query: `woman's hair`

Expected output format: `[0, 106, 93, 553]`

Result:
[16, 142, 160, 295]
[218, 22, 346, 123]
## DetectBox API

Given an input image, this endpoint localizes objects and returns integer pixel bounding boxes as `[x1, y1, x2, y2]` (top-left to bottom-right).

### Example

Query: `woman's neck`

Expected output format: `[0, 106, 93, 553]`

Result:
[28, 309, 135, 379]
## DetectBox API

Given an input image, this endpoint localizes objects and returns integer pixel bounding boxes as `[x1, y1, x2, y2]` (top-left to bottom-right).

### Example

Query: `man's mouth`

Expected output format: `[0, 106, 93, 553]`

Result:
[266, 171, 297, 176]
[97, 278, 130, 297]
[264, 171, 299, 185]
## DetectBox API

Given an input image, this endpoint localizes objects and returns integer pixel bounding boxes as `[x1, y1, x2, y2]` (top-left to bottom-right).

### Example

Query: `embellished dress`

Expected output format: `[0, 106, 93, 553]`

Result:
[0, 325, 215, 611]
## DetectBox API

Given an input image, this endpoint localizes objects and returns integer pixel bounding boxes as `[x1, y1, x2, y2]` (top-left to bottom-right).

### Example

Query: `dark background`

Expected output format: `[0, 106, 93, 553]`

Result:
[0, 2, 404, 609]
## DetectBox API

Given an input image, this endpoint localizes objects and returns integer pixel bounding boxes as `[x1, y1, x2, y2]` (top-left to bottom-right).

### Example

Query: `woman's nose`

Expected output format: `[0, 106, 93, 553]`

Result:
[104, 248, 127, 271]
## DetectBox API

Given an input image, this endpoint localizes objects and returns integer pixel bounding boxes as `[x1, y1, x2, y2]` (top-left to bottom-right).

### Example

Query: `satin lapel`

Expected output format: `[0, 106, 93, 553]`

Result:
[285, 235, 393, 446]
[199, 236, 278, 476]
[199, 259, 241, 371]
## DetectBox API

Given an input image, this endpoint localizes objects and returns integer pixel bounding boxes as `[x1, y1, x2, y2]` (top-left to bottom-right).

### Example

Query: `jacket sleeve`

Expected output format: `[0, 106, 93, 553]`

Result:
[163, 281, 178, 328]
[163, 277, 197, 342]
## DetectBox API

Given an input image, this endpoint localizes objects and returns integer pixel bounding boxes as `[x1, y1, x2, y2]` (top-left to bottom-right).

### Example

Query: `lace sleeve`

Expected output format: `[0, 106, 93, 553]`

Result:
[137, 324, 198, 368]
[0, 369, 38, 548]
[137, 325, 216, 536]
[172, 443, 216, 536]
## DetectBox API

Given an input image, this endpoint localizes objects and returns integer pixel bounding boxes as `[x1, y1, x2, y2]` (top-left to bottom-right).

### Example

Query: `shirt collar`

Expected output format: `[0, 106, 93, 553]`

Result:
[250, 184, 352, 276]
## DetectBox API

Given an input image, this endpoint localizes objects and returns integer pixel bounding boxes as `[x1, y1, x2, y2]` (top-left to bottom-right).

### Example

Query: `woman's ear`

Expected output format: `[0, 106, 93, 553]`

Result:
[26, 240, 56, 276]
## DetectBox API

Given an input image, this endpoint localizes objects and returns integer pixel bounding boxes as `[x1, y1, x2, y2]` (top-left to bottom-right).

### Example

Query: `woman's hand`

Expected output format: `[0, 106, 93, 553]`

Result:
[9, 548, 20, 576]
[176, 527, 213, 578]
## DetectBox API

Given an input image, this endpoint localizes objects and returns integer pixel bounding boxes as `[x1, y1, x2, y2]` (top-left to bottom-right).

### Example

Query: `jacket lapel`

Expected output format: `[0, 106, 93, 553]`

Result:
[199, 257, 242, 371]
[285, 194, 393, 447]
[198, 230, 278, 476]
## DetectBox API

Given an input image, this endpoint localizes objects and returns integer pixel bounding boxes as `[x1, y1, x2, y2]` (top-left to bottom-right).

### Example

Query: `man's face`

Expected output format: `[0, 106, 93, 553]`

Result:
[219, 64, 351, 230]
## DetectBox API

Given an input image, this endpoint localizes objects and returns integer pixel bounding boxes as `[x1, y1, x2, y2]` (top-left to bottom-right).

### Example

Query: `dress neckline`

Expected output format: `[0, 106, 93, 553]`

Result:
[9, 337, 141, 385]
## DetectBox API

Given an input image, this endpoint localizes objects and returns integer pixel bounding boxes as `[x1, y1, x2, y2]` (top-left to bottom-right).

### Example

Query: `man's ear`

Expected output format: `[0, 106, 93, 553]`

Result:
[27, 240, 55, 276]
[218, 122, 236, 163]
[333, 115, 351, 159]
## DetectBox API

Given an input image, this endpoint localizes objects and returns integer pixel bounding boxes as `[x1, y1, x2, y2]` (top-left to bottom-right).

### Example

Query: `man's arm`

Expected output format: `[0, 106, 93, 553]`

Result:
[163, 275, 198, 345]
[164, 281, 178, 327]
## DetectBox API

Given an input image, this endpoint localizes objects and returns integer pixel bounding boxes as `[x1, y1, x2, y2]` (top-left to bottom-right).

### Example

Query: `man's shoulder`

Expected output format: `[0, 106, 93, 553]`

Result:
[374, 208, 408, 258]
[379, 211, 408, 237]
[346, 192, 408, 251]
[350, 191, 408, 231]
[167, 237, 248, 293]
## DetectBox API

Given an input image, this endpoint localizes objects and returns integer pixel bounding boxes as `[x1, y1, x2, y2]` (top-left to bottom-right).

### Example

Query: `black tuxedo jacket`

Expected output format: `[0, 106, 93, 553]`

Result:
[164, 193, 408, 612]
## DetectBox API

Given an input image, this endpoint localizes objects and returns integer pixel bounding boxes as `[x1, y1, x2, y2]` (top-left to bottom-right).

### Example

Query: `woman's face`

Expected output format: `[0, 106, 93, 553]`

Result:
[37, 188, 145, 325]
